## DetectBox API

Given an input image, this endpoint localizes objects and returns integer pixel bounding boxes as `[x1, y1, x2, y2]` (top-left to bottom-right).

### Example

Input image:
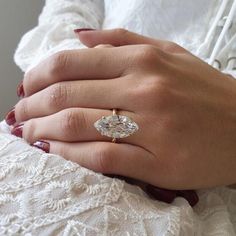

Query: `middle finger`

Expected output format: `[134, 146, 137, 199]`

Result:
[15, 77, 132, 123]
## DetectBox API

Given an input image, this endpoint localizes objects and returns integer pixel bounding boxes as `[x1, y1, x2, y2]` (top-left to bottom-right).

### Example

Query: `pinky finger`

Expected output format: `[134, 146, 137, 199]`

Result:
[33, 140, 155, 183]
[32, 140, 199, 206]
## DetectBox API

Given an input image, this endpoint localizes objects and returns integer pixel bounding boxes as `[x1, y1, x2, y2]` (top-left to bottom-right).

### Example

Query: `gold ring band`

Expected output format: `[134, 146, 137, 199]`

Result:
[112, 109, 117, 142]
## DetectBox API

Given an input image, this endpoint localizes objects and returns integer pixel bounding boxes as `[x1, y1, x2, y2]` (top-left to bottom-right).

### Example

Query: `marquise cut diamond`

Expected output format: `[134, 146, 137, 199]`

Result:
[94, 115, 139, 139]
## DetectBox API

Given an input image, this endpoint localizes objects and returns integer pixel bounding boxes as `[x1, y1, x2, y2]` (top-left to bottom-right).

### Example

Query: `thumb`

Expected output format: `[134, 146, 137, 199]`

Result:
[74, 28, 184, 53]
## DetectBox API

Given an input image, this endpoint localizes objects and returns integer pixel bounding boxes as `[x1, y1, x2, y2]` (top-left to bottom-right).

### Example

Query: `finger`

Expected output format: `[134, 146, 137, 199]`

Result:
[94, 44, 113, 48]
[15, 78, 131, 122]
[19, 108, 139, 145]
[76, 28, 185, 53]
[33, 140, 156, 185]
[32, 139, 197, 203]
[23, 46, 133, 96]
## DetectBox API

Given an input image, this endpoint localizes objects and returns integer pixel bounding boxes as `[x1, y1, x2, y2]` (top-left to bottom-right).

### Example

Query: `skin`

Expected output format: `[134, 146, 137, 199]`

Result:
[12, 29, 236, 190]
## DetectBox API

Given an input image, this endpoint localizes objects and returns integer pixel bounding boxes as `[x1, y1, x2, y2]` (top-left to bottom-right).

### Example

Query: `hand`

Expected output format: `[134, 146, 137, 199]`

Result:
[7, 29, 236, 190]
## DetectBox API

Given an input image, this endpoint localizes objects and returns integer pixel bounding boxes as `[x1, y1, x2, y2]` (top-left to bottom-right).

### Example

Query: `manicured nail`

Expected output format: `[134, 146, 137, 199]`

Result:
[177, 190, 199, 207]
[5, 108, 16, 126]
[17, 82, 25, 98]
[74, 28, 95, 34]
[32, 140, 50, 153]
[145, 185, 177, 204]
[11, 123, 23, 138]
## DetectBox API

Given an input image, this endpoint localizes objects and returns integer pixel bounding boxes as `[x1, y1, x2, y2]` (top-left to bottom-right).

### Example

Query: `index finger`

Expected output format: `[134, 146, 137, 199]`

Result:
[23, 46, 132, 96]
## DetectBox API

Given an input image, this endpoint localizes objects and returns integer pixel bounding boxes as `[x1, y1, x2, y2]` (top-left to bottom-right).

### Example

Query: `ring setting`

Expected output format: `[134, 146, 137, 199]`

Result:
[94, 109, 139, 142]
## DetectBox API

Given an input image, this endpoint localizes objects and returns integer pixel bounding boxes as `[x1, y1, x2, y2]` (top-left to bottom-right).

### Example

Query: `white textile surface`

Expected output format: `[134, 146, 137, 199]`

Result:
[0, 132, 235, 235]
[1, 0, 236, 235]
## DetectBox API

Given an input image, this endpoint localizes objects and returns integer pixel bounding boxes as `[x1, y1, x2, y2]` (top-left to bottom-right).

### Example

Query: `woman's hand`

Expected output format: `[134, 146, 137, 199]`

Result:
[8, 29, 236, 190]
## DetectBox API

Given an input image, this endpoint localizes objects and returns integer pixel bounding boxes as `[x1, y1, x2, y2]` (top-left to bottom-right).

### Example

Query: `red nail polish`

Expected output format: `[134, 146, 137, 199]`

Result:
[145, 185, 177, 204]
[74, 28, 95, 34]
[5, 108, 16, 126]
[17, 82, 25, 98]
[177, 190, 199, 207]
[11, 124, 23, 138]
[32, 141, 50, 153]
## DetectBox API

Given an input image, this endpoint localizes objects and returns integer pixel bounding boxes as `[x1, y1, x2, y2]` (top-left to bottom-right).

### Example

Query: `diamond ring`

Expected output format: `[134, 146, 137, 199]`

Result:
[94, 109, 139, 142]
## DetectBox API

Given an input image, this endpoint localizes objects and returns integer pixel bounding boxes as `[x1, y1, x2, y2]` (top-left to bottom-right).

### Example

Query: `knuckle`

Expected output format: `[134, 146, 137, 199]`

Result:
[24, 70, 34, 94]
[133, 78, 170, 110]
[24, 69, 32, 81]
[114, 28, 127, 35]
[94, 144, 114, 173]
[15, 98, 29, 122]
[47, 83, 69, 109]
[47, 51, 69, 78]
[164, 41, 181, 53]
[134, 45, 160, 66]
[60, 110, 78, 136]
[24, 119, 37, 143]
[60, 109, 87, 137]
[114, 28, 130, 45]
[150, 81, 168, 100]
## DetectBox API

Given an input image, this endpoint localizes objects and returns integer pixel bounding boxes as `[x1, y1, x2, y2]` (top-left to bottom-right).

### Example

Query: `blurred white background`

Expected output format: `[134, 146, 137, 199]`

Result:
[0, 1, 44, 119]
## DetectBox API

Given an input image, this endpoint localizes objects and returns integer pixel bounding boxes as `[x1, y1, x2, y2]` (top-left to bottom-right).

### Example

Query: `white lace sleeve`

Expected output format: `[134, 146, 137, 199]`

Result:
[213, 8, 236, 79]
[14, 0, 104, 72]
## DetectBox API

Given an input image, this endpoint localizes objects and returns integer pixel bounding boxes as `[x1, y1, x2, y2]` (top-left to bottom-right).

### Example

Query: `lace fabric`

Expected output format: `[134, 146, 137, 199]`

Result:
[0, 132, 235, 235]
[3, 0, 236, 235]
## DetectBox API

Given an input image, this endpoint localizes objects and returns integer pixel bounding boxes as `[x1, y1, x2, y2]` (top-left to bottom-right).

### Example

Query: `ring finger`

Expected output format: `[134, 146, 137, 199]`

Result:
[12, 107, 140, 145]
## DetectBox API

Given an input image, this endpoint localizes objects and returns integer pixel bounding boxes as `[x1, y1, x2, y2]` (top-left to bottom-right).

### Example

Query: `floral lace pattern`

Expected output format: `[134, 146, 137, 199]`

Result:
[0, 133, 235, 235]
[7, 0, 236, 234]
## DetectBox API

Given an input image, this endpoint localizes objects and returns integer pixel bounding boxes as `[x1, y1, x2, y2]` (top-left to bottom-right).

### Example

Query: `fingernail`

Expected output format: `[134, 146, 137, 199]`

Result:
[32, 140, 50, 153]
[177, 190, 199, 207]
[17, 82, 25, 98]
[11, 123, 23, 138]
[5, 108, 16, 126]
[145, 185, 177, 204]
[74, 28, 95, 34]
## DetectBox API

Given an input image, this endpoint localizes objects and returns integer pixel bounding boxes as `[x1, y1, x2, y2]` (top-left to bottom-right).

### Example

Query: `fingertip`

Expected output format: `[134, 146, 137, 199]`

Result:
[32, 140, 50, 153]
[77, 35, 97, 48]
[74, 29, 108, 48]
[11, 123, 24, 138]
[74, 28, 95, 34]
[74, 28, 97, 47]
[17, 81, 25, 98]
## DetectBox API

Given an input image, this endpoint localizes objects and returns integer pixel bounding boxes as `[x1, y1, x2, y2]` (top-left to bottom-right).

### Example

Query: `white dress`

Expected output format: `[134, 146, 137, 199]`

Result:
[0, 0, 235, 235]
